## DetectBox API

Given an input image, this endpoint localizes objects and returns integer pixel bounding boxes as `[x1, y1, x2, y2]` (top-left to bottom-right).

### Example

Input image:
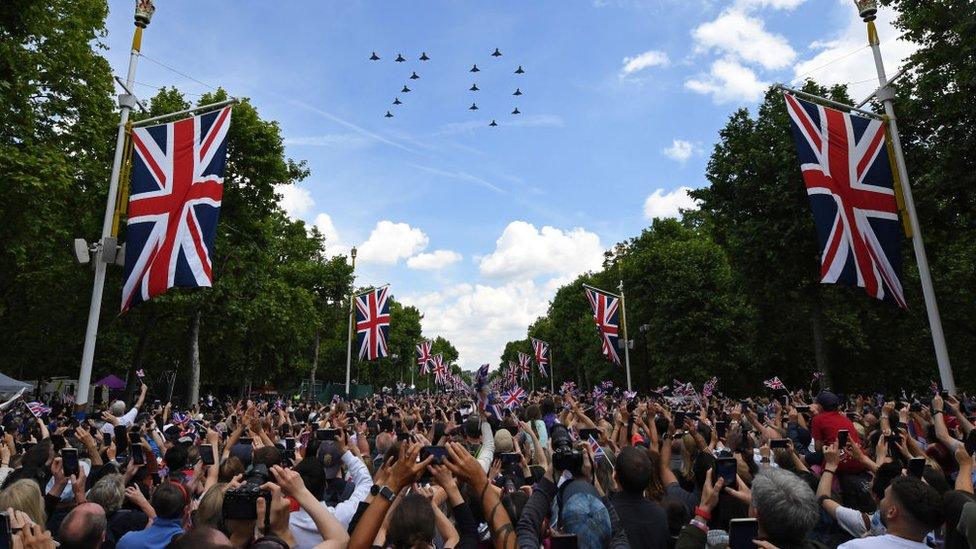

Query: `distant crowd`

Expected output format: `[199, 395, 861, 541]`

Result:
[0, 380, 974, 549]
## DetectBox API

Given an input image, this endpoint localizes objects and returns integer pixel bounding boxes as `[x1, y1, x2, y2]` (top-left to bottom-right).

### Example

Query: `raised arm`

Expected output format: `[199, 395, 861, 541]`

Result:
[134, 383, 148, 411]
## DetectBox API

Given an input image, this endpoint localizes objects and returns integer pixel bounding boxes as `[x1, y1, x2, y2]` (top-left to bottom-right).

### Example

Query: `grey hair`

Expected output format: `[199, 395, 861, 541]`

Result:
[87, 474, 125, 515]
[110, 400, 126, 416]
[750, 468, 819, 544]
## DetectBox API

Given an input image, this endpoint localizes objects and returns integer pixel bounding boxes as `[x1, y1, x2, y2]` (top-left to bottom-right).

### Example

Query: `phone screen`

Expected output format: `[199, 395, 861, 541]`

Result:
[285, 437, 296, 450]
[715, 421, 727, 439]
[128, 431, 141, 444]
[550, 534, 578, 549]
[102, 432, 112, 446]
[908, 457, 925, 479]
[837, 430, 849, 448]
[770, 438, 789, 449]
[729, 518, 758, 549]
[61, 449, 80, 477]
[0, 512, 11, 549]
[500, 452, 521, 466]
[716, 457, 737, 489]
[200, 444, 215, 466]
[579, 428, 599, 441]
[420, 445, 448, 464]
[317, 429, 338, 441]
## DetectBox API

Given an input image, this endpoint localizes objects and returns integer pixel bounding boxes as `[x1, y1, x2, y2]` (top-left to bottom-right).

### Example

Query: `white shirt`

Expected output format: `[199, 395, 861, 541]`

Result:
[835, 507, 885, 538]
[100, 407, 138, 434]
[838, 534, 929, 549]
[288, 450, 372, 549]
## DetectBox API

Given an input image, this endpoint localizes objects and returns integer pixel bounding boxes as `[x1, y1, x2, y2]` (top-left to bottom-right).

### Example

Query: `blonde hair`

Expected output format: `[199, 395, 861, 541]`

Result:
[194, 483, 229, 529]
[0, 479, 46, 525]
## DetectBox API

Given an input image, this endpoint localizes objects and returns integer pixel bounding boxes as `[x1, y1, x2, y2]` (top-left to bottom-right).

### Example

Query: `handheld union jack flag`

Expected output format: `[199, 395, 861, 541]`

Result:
[583, 285, 621, 365]
[356, 286, 391, 361]
[763, 376, 787, 391]
[531, 337, 549, 377]
[517, 352, 532, 381]
[416, 340, 433, 375]
[702, 377, 718, 398]
[25, 401, 51, 418]
[474, 363, 489, 391]
[502, 386, 527, 409]
[122, 106, 233, 311]
[784, 93, 906, 308]
[506, 362, 519, 387]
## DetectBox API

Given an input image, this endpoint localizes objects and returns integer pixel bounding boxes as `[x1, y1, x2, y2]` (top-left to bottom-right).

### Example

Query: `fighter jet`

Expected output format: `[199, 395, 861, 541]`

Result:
[419, 52, 430, 61]
[410, 71, 420, 80]
[393, 97, 402, 105]
[395, 53, 406, 62]
[491, 48, 502, 57]
[470, 64, 480, 72]
[469, 103, 479, 111]
[513, 88, 523, 96]
[369, 52, 381, 61]
[511, 107, 521, 115]
[470, 83, 479, 91]
[402, 85, 411, 93]
[514, 65, 525, 74]
[489, 120, 498, 127]
[385, 111, 394, 118]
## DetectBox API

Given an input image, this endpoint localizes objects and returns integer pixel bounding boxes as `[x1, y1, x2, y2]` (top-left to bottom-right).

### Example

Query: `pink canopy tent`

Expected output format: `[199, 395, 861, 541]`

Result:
[94, 374, 126, 391]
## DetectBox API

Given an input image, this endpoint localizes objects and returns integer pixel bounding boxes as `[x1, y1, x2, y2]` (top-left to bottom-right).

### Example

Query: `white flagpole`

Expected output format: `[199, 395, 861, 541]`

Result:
[858, 5, 956, 394]
[76, 1, 155, 410]
[344, 247, 358, 396]
[620, 280, 632, 393]
[549, 346, 555, 394]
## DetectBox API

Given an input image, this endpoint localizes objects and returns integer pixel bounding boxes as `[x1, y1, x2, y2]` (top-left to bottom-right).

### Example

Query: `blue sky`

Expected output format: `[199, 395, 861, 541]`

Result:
[104, 0, 913, 369]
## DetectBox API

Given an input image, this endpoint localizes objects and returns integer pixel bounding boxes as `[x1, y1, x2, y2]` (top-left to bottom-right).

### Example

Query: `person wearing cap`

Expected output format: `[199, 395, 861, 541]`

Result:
[811, 391, 864, 474]
[289, 431, 372, 549]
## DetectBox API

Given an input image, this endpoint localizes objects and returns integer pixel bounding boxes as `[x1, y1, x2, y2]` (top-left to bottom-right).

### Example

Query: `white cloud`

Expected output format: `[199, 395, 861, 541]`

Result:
[478, 221, 605, 281]
[407, 250, 463, 270]
[662, 139, 696, 163]
[276, 184, 314, 219]
[685, 57, 769, 103]
[692, 9, 796, 70]
[621, 50, 670, 75]
[357, 221, 429, 265]
[312, 213, 348, 257]
[792, 4, 916, 91]
[643, 187, 700, 220]
[400, 280, 552, 368]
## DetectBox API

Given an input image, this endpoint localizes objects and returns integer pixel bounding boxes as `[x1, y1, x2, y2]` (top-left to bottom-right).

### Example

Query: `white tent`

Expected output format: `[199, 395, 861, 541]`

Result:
[0, 372, 32, 395]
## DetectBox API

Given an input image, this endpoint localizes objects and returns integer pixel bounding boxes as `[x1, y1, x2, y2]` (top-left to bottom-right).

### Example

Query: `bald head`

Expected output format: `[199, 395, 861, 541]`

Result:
[59, 502, 107, 549]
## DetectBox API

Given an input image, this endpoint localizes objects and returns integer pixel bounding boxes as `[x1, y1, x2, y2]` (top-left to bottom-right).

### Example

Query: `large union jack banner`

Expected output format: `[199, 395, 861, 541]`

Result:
[356, 286, 391, 361]
[784, 93, 906, 308]
[415, 340, 433, 375]
[431, 354, 447, 384]
[531, 337, 549, 377]
[122, 106, 233, 311]
[583, 285, 621, 365]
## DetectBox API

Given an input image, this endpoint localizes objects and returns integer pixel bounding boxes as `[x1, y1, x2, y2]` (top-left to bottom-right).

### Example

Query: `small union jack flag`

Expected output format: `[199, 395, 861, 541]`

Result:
[702, 377, 718, 398]
[355, 286, 391, 361]
[811, 371, 825, 383]
[560, 381, 577, 395]
[588, 435, 606, 461]
[583, 285, 621, 365]
[25, 401, 50, 418]
[122, 106, 233, 311]
[135, 369, 145, 379]
[930, 380, 940, 395]
[763, 377, 787, 391]
[506, 362, 519, 387]
[416, 341, 433, 375]
[784, 93, 906, 308]
[474, 364, 489, 391]
[502, 386, 527, 409]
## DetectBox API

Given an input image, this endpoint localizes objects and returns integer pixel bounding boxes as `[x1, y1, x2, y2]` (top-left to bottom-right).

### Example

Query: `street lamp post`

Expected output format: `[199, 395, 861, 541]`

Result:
[853, 0, 956, 394]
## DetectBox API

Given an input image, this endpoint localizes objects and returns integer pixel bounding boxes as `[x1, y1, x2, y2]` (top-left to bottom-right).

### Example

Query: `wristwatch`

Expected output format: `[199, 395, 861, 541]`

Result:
[370, 484, 396, 502]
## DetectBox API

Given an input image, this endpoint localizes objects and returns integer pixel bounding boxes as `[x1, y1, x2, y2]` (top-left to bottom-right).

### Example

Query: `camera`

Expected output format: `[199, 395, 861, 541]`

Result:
[222, 464, 272, 520]
[550, 425, 582, 475]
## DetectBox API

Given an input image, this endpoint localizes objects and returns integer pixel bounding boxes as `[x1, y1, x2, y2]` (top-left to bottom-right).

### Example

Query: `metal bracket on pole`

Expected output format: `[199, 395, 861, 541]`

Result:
[856, 68, 905, 108]
[114, 77, 147, 112]
[774, 84, 884, 120]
